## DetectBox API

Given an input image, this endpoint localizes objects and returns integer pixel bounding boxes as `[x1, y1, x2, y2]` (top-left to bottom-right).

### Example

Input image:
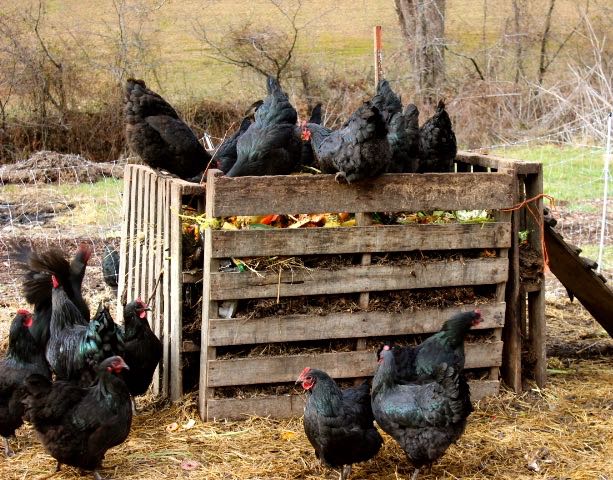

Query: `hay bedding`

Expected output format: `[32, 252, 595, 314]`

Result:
[0, 357, 610, 480]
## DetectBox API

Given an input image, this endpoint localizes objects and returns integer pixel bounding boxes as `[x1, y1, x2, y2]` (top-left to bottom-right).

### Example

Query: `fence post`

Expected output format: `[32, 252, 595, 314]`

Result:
[597, 112, 612, 273]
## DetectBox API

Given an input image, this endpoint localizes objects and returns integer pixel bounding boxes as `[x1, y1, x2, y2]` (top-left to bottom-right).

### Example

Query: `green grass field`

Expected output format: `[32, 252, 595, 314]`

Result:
[6, 0, 597, 102]
[492, 144, 607, 209]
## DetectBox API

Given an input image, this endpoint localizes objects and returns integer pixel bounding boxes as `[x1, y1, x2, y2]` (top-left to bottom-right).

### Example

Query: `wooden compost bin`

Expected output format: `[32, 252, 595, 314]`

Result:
[198, 165, 515, 421]
[117, 164, 205, 401]
[117, 152, 546, 416]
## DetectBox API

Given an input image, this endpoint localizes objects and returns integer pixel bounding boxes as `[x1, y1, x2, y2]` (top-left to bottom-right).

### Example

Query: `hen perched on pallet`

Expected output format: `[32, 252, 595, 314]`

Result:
[297, 368, 382, 480]
[228, 76, 301, 177]
[371, 310, 481, 479]
[418, 100, 457, 173]
[124, 78, 211, 180]
[372, 79, 420, 173]
[303, 101, 391, 183]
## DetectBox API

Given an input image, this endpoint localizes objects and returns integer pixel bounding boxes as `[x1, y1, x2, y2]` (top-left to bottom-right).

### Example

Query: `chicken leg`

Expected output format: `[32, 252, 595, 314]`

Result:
[340, 464, 352, 480]
[3, 437, 15, 457]
[411, 467, 420, 480]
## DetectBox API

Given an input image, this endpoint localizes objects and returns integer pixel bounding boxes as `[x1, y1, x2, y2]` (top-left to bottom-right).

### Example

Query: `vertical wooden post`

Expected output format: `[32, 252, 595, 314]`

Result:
[501, 166, 522, 392]
[525, 165, 546, 388]
[373, 26, 382, 87]
[199, 170, 224, 420]
[152, 174, 164, 395]
[161, 179, 172, 397]
[117, 165, 133, 320]
[169, 183, 184, 401]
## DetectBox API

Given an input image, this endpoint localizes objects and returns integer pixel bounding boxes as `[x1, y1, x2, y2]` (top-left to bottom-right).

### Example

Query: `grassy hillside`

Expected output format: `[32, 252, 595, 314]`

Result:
[5, 0, 601, 102]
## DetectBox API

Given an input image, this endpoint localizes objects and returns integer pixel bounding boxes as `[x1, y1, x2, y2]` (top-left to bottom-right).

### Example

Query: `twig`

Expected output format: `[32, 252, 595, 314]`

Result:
[147, 268, 164, 305]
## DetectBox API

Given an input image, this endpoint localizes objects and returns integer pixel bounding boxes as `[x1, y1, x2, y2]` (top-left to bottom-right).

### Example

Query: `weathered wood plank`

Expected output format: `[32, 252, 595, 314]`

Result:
[209, 258, 508, 300]
[206, 170, 514, 217]
[199, 170, 224, 420]
[456, 151, 541, 175]
[169, 183, 183, 401]
[206, 380, 499, 420]
[501, 167, 522, 393]
[207, 342, 503, 387]
[210, 222, 512, 258]
[152, 175, 163, 395]
[524, 167, 547, 388]
[133, 168, 145, 299]
[125, 167, 140, 303]
[209, 303, 505, 346]
[161, 179, 172, 398]
[116, 165, 131, 319]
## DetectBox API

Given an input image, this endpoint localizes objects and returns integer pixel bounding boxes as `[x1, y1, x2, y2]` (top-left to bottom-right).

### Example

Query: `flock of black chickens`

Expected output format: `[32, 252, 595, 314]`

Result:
[1, 77, 471, 479]
[1, 242, 161, 479]
[124, 75, 457, 182]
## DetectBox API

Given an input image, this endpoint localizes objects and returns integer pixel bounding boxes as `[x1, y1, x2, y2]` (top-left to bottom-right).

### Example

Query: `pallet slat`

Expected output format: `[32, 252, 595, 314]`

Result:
[206, 171, 514, 217]
[210, 257, 508, 300]
[207, 342, 503, 387]
[209, 303, 506, 346]
[206, 380, 500, 419]
[210, 222, 511, 258]
[169, 184, 183, 401]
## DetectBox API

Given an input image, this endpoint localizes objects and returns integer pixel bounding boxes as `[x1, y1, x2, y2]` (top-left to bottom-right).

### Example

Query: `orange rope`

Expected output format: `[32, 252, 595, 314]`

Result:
[502, 194, 556, 272]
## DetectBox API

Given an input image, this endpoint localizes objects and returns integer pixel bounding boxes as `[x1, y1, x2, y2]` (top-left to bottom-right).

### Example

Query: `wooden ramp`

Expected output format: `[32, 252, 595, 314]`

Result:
[545, 220, 613, 337]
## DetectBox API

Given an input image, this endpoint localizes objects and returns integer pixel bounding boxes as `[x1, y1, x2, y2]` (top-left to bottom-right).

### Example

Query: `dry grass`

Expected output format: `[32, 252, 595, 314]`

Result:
[0, 359, 610, 480]
[0, 297, 612, 479]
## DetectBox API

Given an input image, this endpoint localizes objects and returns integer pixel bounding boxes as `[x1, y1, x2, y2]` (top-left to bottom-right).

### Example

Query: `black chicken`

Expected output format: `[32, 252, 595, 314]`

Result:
[22, 356, 132, 480]
[299, 103, 323, 168]
[297, 368, 382, 480]
[102, 245, 120, 292]
[228, 76, 300, 177]
[303, 102, 391, 183]
[216, 117, 253, 174]
[120, 299, 162, 398]
[46, 275, 123, 384]
[417, 100, 457, 173]
[11, 243, 91, 348]
[371, 310, 482, 479]
[391, 310, 482, 380]
[372, 80, 420, 173]
[124, 78, 211, 180]
[0, 309, 50, 457]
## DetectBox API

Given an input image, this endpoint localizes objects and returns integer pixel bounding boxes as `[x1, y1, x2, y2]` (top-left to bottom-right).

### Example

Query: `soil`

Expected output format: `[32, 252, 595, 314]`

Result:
[0, 151, 124, 184]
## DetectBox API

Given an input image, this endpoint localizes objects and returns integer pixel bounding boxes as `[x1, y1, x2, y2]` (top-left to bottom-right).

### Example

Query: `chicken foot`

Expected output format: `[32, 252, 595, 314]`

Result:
[3, 436, 15, 457]
[334, 171, 349, 184]
[93, 470, 110, 480]
[411, 467, 420, 480]
[340, 464, 352, 480]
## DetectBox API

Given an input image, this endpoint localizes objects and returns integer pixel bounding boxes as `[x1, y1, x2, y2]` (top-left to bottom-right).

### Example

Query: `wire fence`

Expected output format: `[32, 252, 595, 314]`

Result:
[1, 135, 611, 311]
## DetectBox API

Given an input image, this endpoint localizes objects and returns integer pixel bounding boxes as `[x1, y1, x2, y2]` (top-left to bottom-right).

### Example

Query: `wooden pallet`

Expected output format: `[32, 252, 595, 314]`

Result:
[198, 167, 515, 420]
[117, 164, 204, 401]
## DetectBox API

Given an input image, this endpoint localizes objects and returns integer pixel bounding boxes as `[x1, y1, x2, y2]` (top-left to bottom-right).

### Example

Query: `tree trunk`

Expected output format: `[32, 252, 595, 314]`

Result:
[394, 0, 446, 103]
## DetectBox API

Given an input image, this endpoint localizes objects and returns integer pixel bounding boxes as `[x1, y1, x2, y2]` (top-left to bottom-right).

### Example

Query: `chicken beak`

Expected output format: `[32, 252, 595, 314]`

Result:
[295, 377, 303, 385]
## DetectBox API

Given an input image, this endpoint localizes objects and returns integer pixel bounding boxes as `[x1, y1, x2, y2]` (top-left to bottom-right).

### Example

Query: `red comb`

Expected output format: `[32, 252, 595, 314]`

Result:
[474, 308, 482, 316]
[17, 308, 31, 316]
[51, 275, 59, 289]
[79, 243, 92, 262]
[383, 345, 391, 351]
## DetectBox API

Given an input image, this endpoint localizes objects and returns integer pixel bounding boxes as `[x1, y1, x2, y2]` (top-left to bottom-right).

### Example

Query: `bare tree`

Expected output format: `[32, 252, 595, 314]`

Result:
[394, 0, 447, 102]
[0, 1, 78, 131]
[193, 0, 302, 81]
